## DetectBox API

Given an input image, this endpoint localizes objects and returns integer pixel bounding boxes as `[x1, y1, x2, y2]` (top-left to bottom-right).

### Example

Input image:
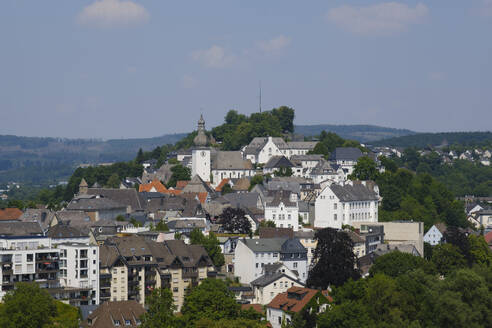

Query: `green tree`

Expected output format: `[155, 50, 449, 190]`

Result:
[249, 175, 264, 191]
[49, 301, 80, 328]
[221, 183, 233, 195]
[349, 156, 378, 181]
[136, 148, 145, 164]
[167, 165, 191, 188]
[468, 235, 492, 267]
[306, 228, 360, 289]
[181, 279, 240, 324]
[154, 220, 169, 231]
[141, 288, 176, 328]
[369, 251, 435, 278]
[431, 244, 467, 275]
[190, 228, 225, 267]
[220, 207, 251, 234]
[0, 283, 57, 328]
[105, 173, 120, 188]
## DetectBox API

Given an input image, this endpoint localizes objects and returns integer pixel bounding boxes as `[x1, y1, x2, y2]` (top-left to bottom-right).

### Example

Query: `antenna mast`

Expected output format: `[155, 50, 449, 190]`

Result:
[259, 80, 262, 113]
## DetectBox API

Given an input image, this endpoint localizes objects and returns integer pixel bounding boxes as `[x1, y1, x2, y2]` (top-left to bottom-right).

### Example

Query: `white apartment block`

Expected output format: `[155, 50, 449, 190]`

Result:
[264, 190, 299, 232]
[313, 181, 379, 229]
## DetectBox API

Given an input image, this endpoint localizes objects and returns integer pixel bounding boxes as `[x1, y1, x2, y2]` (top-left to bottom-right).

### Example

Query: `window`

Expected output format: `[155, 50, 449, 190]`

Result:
[334, 203, 337, 210]
[125, 320, 131, 326]
[256, 263, 259, 268]
[173, 287, 178, 292]
[293, 262, 298, 268]
[334, 214, 337, 221]
[114, 320, 120, 326]
[26, 254, 33, 262]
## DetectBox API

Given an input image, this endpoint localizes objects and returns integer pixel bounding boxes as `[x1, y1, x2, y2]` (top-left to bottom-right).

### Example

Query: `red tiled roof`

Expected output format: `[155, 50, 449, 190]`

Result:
[139, 180, 167, 193]
[0, 208, 23, 221]
[176, 181, 189, 190]
[163, 189, 182, 196]
[215, 178, 230, 192]
[266, 287, 331, 313]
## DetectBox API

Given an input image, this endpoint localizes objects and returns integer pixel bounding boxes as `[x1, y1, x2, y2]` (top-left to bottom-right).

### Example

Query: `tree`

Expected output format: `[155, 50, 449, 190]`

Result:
[306, 228, 360, 289]
[167, 165, 191, 188]
[248, 175, 264, 191]
[274, 166, 293, 177]
[106, 173, 121, 188]
[181, 279, 240, 324]
[349, 156, 378, 181]
[141, 288, 176, 328]
[468, 235, 492, 267]
[0, 282, 57, 328]
[136, 148, 145, 164]
[190, 228, 225, 267]
[49, 301, 80, 328]
[154, 220, 169, 231]
[431, 244, 467, 275]
[221, 183, 233, 195]
[220, 207, 251, 234]
[369, 251, 435, 278]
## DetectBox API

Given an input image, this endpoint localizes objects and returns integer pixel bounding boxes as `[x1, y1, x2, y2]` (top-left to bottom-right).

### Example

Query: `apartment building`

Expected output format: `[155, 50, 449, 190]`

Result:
[99, 235, 216, 311]
[264, 190, 299, 232]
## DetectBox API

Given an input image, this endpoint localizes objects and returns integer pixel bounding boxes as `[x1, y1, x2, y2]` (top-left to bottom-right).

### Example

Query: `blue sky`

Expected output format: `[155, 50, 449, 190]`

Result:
[0, 0, 491, 139]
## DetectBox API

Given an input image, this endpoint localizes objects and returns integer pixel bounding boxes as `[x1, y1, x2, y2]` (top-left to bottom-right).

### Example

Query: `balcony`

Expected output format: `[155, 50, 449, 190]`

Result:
[100, 292, 111, 298]
[182, 271, 198, 279]
[100, 282, 111, 288]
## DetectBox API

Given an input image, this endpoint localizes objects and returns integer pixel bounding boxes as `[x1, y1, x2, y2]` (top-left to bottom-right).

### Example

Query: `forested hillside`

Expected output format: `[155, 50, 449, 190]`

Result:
[295, 124, 415, 142]
[373, 131, 492, 148]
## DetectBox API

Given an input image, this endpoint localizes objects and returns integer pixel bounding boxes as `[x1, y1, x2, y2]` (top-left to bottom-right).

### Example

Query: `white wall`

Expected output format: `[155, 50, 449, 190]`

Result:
[264, 201, 299, 232]
[192, 149, 211, 182]
[423, 226, 443, 246]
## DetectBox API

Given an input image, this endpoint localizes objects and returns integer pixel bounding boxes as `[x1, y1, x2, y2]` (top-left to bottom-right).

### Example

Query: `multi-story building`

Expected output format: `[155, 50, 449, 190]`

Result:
[234, 238, 308, 284]
[58, 243, 99, 306]
[328, 147, 364, 178]
[264, 190, 299, 232]
[251, 263, 304, 305]
[99, 235, 216, 311]
[0, 221, 99, 306]
[313, 180, 380, 229]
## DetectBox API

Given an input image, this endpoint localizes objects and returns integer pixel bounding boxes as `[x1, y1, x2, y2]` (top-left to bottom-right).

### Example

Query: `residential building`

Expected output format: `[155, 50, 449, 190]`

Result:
[328, 147, 364, 177]
[313, 181, 379, 229]
[359, 224, 384, 254]
[423, 223, 447, 246]
[99, 235, 216, 310]
[476, 208, 492, 233]
[81, 300, 145, 328]
[242, 137, 286, 164]
[66, 195, 127, 222]
[0, 208, 23, 221]
[266, 287, 331, 328]
[263, 156, 295, 176]
[294, 230, 316, 266]
[58, 242, 99, 306]
[210, 151, 255, 186]
[234, 238, 307, 284]
[353, 221, 424, 257]
[264, 190, 299, 231]
[251, 262, 304, 305]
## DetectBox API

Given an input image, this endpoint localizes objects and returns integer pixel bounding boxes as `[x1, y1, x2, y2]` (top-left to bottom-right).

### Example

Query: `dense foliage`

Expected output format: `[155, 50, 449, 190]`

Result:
[307, 228, 360, 289]
[211, 107, 295, 150]
[219, 207, 252, 235]
[0, 283, 79, 328]
[394, 149, 492, 196]
[351, 156, 468, 231]
[317, 233, 492, 328]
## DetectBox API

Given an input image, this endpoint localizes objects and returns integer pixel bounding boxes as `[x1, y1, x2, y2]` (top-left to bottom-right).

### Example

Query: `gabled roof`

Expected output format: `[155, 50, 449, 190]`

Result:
[182, 175, 215, 195]
[167, 219, 206, 230]
[251, 272, 304, 288]
[259, 227, 294, 239]
[211, 151, 253, 170]
[0, 221, 44, 237]
[285, 141, 317, 150]
[47, 223, 88, 239]
[244, 137, 287, 155]
[232, 177, 250, 191]
[86, 188, 144, 211]
[328, 147, 363, 161]
[267, 287, 331, 313]
[328, 183, 378, 201]
[139, 180, 167, 193]
[221, 192, 260, 209]
[264, 156, 294, 169]
[215, 178, 230, 192]
[19, 209, 55, 231]
[0, 208, 23, 221]
[266, 190, 296, 207]
[67, 197, 126, 211]
[241, 238, 306, 253]
[82, 300, 145, 328]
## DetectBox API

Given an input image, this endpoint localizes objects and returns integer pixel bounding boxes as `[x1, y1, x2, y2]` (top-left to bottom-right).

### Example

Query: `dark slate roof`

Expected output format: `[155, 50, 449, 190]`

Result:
[294, 230, 315, 239]
[328, 147, 363, 161]
[285, 142, 317, 150]
[221, 192, 260, 209]
[19, 209, 55, 231]
[329, 183, 378, 201]
[86, 188, 144, 211]
[0, 221, 44, 237]
[211, 151, 253, 170]
[67, 197, 126, 211]
[47, 223, 88, 239]
[251, 272, 304, 288]
[266, 190, 296, 207]
[264, 156, 294, 169]
[259, 227, 294, 239]
[241, 238, 306, 254]
[298, 201, 309, 212]
[244, 137, 287, 155]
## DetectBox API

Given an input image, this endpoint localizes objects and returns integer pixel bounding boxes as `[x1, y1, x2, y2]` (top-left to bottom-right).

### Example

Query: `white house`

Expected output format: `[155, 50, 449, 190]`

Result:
[313, 181, 379, 229]
[423, 223, 446, 246]
[210, 151, 255, 187]
[58, 243, 99, 305]
[243, 137, 286, 165]
[264, 190, 299, 231]
[234, 238, 308, 284]
[328, 147, 364, 178]
[251, 263, 304, 305]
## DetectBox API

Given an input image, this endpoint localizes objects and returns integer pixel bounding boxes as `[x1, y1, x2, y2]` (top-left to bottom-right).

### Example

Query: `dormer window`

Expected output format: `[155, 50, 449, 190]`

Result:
[125, 319, 131, 325]
[114, 320, 120, 326]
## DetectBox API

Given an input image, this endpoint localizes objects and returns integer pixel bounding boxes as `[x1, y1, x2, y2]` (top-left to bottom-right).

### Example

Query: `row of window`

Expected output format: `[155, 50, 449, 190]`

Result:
[272, 214, 292, 221]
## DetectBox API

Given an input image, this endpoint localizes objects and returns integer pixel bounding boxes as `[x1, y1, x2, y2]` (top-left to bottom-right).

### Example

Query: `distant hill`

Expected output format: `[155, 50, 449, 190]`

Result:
[372, 132, 492, 148]
[294, 124, 416, 142]
[0, 133, 187, 185]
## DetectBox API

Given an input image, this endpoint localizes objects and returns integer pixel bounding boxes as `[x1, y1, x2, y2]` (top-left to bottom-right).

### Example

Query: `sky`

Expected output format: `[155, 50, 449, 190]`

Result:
[0, 0, 491, 139]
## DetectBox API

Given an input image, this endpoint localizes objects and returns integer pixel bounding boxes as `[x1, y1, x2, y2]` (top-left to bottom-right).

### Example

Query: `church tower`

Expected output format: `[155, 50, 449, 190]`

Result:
[191, 114, 211, 182]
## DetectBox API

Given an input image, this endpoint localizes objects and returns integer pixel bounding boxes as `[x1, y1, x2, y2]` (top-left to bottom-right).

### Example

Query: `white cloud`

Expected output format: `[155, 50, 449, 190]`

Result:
[191, 45, 236, 68]
[77, 0, 149, 28]
[326, 2, 429, 36]
[181, 75, 197, 88]
[258, 35, 291, 54]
